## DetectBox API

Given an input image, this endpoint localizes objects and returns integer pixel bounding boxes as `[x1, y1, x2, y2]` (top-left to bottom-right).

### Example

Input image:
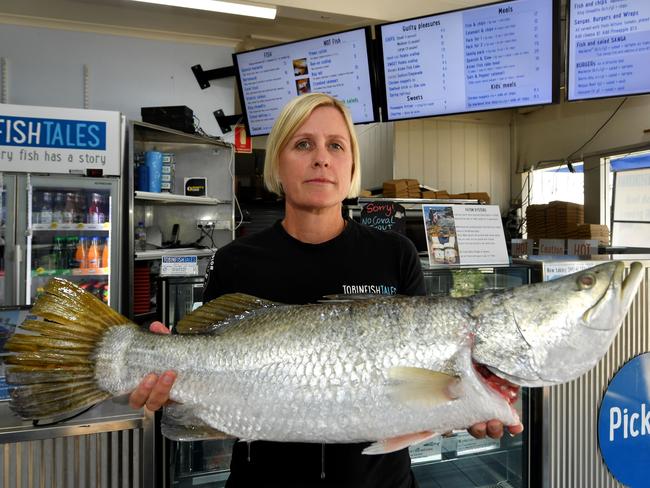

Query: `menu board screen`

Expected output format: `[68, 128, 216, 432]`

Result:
[377, 0, 558, 120]
[568, 0, 650, 101]
[233, 27, 378, 137]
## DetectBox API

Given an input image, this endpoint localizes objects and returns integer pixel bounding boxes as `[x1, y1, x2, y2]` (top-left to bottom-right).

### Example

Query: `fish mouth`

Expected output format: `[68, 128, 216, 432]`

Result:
[582, 261, 643, 330]
[473, 361, 520, 404]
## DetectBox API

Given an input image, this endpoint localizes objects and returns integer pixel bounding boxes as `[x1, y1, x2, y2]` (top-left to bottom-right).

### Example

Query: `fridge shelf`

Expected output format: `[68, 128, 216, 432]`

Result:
[32, 267, 110, 277]
[134, 191, 221, 205]
[135, 248, 217, 261]
[32, 223, 111, 231]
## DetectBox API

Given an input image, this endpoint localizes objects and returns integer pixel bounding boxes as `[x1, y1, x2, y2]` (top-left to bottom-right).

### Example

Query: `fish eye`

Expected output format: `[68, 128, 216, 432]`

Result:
[578, 273, 596, 289]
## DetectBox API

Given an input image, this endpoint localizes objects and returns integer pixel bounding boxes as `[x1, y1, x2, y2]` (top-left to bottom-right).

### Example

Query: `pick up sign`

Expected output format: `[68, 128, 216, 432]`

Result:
[598, 353, 650, 488]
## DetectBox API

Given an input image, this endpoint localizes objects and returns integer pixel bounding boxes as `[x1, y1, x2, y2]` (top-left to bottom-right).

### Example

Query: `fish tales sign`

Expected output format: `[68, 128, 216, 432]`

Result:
[598, 352, 650, 488]
[0, 103, 121, 175]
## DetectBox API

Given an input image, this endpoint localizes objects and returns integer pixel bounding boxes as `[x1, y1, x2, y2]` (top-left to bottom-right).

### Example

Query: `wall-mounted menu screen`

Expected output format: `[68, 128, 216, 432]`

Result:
[233, 27, 379, 137]
[377, 0, 558, 121]
[568, 0, 650, 101]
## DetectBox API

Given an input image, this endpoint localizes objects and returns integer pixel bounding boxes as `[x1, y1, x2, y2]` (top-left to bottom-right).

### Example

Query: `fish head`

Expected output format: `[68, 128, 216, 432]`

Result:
[470, 261, 644, 387]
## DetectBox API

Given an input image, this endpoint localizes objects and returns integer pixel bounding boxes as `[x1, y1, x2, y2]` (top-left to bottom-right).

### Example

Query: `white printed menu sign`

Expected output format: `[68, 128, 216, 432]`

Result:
[422, 205, 508, 266]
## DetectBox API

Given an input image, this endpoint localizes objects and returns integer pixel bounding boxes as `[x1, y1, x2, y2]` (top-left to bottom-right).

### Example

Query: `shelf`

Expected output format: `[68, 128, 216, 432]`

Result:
[133, 120, 232, 147]
[134, 192, 221, 205]
[135, 248, 216, 261]
[32, 223, 111, 231]
[32, 267, 109, 277]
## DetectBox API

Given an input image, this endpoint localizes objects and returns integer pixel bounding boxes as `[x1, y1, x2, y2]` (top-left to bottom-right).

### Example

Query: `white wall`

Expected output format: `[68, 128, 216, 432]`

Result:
[515, 93, 650, 171]
[0, 24, 235, 137]
[393, 115, 512, 212]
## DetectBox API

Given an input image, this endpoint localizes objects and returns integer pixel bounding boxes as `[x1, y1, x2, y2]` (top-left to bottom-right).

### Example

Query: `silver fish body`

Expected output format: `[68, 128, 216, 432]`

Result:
[92, 261, 643, 444]
[95, 296, 516, 443]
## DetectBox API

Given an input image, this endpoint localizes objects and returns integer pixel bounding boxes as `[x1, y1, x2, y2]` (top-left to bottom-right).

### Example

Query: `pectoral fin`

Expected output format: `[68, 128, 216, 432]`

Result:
[161, 404, 235, 442]
[362, 431, 438, 455]
[387, 366, 462, 408]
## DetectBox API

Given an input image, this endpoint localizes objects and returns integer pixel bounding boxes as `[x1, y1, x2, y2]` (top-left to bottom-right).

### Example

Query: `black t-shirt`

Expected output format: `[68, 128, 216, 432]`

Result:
[203, 219, 426, 488]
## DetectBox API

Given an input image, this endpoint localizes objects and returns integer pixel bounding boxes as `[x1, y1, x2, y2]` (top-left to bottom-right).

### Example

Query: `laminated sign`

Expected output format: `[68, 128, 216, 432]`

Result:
[0, 104, 121, 175]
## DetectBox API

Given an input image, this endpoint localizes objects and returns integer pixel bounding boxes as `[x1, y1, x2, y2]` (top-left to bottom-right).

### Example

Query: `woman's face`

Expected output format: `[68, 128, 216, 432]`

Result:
[278, 106, 353, 213]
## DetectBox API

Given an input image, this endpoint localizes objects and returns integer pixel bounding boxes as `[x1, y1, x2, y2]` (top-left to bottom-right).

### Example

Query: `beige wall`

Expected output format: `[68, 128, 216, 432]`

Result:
[393, 114, 512, 212]
[515, 93, 650, 171]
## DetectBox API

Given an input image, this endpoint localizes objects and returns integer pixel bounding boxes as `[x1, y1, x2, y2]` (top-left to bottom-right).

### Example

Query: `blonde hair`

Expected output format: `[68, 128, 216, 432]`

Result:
[264, 93, 361, 199]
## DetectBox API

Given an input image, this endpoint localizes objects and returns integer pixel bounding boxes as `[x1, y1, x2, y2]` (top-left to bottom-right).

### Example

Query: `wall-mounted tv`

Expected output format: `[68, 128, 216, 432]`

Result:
[233, 27, 379, 137]
[376, 0, 559, 121]
[567, 0, 650, 101]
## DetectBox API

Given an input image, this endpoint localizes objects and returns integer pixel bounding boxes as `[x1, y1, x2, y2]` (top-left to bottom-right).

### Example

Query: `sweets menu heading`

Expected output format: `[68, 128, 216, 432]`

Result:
[379, 0, 554, 120]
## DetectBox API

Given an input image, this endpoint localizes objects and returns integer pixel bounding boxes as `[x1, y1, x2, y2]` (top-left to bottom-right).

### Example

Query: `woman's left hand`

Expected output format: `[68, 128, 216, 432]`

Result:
[468, 420, 524, 439]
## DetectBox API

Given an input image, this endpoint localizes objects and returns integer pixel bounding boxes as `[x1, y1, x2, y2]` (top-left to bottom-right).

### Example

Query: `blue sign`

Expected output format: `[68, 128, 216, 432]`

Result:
[0, 115, 106, 150]
[598, 353, 650, 488]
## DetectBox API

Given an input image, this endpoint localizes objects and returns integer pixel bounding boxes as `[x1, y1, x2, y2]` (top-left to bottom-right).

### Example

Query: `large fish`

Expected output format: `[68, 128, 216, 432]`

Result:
[4, 261, 644, 454]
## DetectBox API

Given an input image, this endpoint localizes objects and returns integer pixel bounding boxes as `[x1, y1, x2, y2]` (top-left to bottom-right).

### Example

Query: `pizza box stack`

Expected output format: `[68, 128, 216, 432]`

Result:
[383, 179, 421, 198]
[525, 204, 547, 239]
[575, 224, 610, 246]
[547, 201, 584, 238]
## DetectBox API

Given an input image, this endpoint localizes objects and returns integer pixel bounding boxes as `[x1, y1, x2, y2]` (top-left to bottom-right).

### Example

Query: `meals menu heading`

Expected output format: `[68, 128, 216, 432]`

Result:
[379, 0, 554, 120]
[568, 0, 650, 101]
[235, 28, 375, 137]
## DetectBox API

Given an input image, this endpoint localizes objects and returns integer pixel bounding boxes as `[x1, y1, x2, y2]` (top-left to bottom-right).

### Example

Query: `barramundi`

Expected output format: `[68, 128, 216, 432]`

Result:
[4, 261, 644, 454]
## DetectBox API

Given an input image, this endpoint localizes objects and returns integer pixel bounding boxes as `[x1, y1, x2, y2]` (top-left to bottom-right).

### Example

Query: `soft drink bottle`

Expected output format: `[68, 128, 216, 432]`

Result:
[87, 236, 101, 269]
[88, 193, 105, 224]
[62, 193, 76, 224]
[66, 236, 79, 268]
[74, 194, 86, 224]
[101, 237, 110, 268]
[52, 236, 65, 270]
[75, 237, 87, 269]
[39, 192, 53, 225]
[52, 192, 65, 224]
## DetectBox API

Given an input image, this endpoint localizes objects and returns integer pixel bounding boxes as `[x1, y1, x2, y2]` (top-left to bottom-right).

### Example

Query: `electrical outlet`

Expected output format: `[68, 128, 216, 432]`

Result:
[196, 219, 216, 229]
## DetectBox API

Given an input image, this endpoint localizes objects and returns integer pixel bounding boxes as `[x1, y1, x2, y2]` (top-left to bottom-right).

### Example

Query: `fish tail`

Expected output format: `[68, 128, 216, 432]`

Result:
[4, 278, 131, 420]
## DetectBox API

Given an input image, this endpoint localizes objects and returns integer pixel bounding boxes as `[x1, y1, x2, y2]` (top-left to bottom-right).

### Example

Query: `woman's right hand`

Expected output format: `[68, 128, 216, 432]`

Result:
[128, 321, 177, 411]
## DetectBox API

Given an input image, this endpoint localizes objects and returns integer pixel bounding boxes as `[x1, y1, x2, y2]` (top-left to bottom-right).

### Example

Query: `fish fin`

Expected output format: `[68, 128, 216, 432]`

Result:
[176, 293, 281, 335]
[362, 431, 438, 455]
[161, 404, 235, 442]
[4, 278, 129, 420]
[387, 366, 462, 408]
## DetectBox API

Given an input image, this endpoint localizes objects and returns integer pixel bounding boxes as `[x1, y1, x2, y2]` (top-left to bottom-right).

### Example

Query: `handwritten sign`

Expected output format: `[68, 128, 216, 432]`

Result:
[360, 201, 406, 234]
[567, 239, 598, 256]
[511, 239, 533, 257]
[539, 239, 565, 256]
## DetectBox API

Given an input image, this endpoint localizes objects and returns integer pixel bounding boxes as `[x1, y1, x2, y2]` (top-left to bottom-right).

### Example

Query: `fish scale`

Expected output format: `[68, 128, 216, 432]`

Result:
[4, 261, 644, 453]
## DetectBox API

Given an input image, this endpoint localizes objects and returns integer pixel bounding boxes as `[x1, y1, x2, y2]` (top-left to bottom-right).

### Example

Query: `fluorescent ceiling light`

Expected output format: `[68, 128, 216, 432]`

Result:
[131, 0, 277, 19]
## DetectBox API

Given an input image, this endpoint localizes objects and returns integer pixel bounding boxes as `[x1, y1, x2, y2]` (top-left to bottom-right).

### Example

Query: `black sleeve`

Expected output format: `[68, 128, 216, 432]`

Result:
[399, 236, 426, 296]
[202, 250, 232, 303]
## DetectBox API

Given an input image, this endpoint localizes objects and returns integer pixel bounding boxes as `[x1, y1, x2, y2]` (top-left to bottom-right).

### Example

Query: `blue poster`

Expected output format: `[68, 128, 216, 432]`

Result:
[598, 353, 650, 488]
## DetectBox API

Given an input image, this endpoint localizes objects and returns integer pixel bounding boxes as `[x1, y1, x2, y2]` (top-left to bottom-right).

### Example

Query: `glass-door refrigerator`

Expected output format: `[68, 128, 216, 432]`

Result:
[16, 174, 121, 307]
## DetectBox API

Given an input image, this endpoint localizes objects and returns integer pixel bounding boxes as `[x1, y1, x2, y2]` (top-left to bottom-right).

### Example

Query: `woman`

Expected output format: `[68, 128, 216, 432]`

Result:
[130, 93, 522, 487]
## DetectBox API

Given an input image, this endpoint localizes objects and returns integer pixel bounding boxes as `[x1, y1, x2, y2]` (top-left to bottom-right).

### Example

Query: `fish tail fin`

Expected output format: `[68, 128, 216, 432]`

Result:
[4, 278, 130, 420]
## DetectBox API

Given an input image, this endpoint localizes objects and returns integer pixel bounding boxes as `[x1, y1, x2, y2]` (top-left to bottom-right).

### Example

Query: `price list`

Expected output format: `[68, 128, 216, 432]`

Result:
[569, 0, 650, 100]
[235, 29, 375, 136]
[380, 0, 554, 120]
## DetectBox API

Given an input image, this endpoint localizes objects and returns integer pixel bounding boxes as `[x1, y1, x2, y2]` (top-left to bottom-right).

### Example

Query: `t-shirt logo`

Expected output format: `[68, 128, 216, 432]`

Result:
[341, 284, 397, 295]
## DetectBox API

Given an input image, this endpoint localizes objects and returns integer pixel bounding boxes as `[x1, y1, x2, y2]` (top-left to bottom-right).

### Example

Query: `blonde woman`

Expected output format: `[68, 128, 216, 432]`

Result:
[130, 93, 522, 487]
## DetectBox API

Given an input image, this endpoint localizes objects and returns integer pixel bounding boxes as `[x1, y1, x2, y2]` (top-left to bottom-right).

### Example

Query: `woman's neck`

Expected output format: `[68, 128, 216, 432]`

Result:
[282, 205, 346, 244]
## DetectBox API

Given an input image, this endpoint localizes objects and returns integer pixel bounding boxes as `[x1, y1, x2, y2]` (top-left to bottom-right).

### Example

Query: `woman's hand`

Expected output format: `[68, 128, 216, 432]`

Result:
[468, 420, 524, 439]
[128, 321, 177, 411]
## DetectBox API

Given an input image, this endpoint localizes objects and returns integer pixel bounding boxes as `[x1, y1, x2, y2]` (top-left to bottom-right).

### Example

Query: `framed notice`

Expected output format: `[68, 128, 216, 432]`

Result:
[422, 205, 508, 267]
